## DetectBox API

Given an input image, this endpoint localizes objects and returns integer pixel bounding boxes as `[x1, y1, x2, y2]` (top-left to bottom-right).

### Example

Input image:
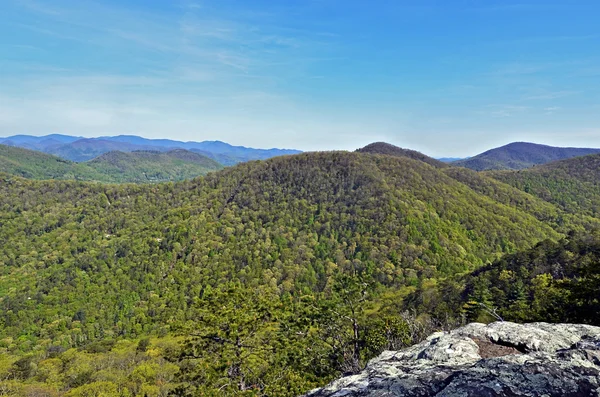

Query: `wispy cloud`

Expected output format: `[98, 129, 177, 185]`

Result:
[17, 0, 62, 15]
[0, 0, 363, 149]
[10, 0, 334, 76]
[4, 0, 600, 153]
[574, 66, 600, 77]
[488, 63, 548, 77]
[523, 91, 579, 101]
[481, 105, 530, 118]
[468, 3, 570, 13]
[495, 34, 599, 46]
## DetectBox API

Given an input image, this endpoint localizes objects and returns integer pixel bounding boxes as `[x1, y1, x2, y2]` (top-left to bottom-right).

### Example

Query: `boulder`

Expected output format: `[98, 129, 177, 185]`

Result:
[304, 322, 600, 397]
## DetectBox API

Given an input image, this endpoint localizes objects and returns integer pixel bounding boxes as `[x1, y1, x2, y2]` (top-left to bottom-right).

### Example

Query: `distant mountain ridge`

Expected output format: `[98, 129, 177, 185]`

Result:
[453, 142, 600, 171]
[437, 157, 466, 163]
[0, 134, 301, 164]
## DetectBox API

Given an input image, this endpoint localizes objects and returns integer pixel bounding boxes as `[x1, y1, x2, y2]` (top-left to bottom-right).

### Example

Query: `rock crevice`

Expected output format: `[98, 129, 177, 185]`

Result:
[305, 322, 600, 397]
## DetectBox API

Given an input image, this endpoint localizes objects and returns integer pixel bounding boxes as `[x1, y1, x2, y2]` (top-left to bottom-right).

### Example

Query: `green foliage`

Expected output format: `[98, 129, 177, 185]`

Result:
[1, 149, 599, 395]
[356, 142, 448, 168]
[407, 231, 600, 326]
[0, 337, 180, 397]
[0, 152, 567, 352]
[0, 144, 107, 181]
[489, 154, 600, 219]
[9, 355, 36, 380]
[86, 150, 223, 183]
[136, 338, 151, 354]
[174, 284, 318, 396]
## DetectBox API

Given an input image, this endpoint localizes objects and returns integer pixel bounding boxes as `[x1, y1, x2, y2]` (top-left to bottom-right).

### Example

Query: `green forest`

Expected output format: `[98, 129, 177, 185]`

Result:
[1, 148, 599, 396]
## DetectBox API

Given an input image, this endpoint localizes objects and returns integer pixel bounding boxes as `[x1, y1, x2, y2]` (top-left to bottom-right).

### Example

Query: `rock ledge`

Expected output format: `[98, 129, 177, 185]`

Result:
[305, 322, 600, 397]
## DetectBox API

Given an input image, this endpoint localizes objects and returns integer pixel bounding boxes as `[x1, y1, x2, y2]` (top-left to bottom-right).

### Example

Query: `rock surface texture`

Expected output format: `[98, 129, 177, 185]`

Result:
[305, 322, 600, 397]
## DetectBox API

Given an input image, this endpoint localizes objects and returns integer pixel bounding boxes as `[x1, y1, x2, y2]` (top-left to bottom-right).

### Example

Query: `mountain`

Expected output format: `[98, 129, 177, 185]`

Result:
[0, 144, 222, 183]
[2, 146, 600, 395]
[2, 148, 594, 395]
[101, 135, 298, 154]
[188, 149, 243, 166]
[44, 138, 162, 162]
[0, 134, 302, 164]
[98, 136, 301, 165]
[453, 142, 600, 171]
[357, 142, 448, 168]
[0, 134, 80, 147]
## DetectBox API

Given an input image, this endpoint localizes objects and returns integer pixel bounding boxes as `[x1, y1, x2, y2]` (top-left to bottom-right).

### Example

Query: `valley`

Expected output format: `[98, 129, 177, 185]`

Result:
[5, 1, 599, 394]
[1, 142, 599, 395]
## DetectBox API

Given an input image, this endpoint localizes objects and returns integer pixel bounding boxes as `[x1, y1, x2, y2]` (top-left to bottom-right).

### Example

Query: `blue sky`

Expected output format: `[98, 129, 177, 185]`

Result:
[1, 0, 599, 156]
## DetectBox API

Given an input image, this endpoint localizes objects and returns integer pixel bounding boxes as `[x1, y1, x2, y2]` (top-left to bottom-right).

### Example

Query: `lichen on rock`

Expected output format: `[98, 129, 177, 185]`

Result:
[304, 322, 600, 397]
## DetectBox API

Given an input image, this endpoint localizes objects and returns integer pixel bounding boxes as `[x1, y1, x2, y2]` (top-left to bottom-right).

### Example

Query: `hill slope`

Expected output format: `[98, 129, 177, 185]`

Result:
[488, 153, 600, 218]
[86, 150, 223, 182]
[0, 144, 222, 183]
[0, 151, 569, 346]
[406, 230, 600, 326]
[1, 150, 598, 395]
[453, 142, 600, 171]
[0, 144, 107, 180]
[357, 142, 448, 168]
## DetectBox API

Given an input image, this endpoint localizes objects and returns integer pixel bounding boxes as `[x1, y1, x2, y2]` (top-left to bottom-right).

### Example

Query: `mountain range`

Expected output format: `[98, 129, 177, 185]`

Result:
[1, 139, 600, 395]
[0, 134, 301, 164]
[2, 135, 599, 172]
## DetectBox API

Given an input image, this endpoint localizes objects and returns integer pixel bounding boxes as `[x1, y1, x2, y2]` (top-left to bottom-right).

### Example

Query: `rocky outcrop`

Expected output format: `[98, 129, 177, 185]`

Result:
[304, 322, 600, 397]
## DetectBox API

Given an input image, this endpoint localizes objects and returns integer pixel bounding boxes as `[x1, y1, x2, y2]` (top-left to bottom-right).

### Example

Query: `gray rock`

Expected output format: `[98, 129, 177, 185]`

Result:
[304, 322, 600, 397]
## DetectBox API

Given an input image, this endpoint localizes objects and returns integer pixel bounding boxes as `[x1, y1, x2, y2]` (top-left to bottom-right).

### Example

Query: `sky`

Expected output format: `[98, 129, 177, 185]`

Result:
[1, 0, 599, 157]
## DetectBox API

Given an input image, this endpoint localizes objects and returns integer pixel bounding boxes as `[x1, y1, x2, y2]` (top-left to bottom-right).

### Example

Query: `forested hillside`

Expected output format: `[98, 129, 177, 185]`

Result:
[488, 154, 600, 217]
[0, 149, 598, 395]
[406, 230, 600, 327]
[0, 144, 223, 183]
[86, 150, 223, 183]
[0, 144, 108, 181]
[356, 142, 448, 168]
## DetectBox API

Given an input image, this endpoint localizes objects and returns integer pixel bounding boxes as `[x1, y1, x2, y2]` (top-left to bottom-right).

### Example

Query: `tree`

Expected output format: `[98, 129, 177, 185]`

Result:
[175, 283, 284, 395]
